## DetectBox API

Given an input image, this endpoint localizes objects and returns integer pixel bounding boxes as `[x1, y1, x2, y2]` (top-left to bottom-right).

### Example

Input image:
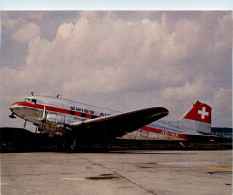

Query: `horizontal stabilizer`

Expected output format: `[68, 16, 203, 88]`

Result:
[184, 134, 232, 143]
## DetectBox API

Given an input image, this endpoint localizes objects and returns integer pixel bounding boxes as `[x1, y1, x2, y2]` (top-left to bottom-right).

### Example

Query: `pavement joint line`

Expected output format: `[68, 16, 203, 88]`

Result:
[80, 156, 157, 195]
[199, 165, 232, 172]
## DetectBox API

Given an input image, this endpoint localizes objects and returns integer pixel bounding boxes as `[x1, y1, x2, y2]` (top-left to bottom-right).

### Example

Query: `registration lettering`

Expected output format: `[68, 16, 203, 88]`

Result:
[161, 130, 179, 137]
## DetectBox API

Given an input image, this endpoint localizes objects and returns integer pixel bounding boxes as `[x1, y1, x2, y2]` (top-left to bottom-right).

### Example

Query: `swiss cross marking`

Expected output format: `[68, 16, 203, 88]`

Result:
[198, 107, 209, 119]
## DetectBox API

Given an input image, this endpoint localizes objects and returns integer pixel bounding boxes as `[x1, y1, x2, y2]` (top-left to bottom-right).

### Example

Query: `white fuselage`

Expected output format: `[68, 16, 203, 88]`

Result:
[10, 96, 189, 140]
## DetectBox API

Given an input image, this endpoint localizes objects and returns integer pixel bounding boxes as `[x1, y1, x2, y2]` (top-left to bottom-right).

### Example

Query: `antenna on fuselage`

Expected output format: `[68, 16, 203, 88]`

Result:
[57, 94, 62, 98]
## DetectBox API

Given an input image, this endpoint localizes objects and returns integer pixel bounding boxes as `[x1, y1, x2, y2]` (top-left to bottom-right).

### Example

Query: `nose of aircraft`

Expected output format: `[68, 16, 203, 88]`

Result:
[9, 102, 21, 113]
[10, 102, 17, 111]
[9, 102, 18, 118]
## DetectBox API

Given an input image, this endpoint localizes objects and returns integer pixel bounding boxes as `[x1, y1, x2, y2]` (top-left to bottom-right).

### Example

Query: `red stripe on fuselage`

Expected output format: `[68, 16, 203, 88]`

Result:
[141, 126, 189, 140]
[12, 102, 188, 140]
[11, 102, 98, 119]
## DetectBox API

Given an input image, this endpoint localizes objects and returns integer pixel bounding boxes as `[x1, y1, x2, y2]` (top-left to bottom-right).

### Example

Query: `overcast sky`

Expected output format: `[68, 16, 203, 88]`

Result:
[0, 11, 232, 130]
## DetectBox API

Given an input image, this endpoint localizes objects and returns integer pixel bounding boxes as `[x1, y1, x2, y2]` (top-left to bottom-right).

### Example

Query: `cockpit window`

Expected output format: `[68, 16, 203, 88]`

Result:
[24, 98, 30, 102]
[31, 99, 37, 104]
[24, 98, 37, 104]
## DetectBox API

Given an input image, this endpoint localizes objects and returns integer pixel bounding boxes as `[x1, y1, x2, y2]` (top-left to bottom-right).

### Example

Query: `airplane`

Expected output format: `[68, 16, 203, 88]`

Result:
[9, 95, 223, 151]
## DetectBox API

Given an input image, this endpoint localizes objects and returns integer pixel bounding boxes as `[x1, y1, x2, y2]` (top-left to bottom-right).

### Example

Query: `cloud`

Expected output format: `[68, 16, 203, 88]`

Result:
[27, 12, 48, 21]
[211, 87, 232, 127]
[22, 12, 197, 94]
[1, 13, 25, 31]
[214, 13, 232, 53]
[161, 79, 205, 101]
[12, 23, 40, 43]
[161, 72, 215, 101]
[213, 88, 232, 111]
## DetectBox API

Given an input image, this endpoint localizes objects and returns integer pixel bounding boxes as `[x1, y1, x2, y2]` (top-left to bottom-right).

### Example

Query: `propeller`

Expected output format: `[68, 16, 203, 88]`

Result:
[38, 106, 47, 131]
[42, 105, 47, 122]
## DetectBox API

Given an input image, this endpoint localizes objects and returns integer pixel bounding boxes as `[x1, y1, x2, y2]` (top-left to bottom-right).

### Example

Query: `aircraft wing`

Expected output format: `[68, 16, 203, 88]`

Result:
[69, 107, 168, 138]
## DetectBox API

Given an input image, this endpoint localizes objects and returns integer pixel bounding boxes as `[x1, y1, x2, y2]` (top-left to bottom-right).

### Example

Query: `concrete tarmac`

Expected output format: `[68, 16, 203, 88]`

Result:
[1, 150, 232, 195]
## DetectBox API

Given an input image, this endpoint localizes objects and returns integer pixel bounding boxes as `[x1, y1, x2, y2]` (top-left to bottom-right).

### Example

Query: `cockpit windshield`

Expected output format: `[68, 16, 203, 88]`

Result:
[24, 98, 37, 104]
[31, 99, 37, 104]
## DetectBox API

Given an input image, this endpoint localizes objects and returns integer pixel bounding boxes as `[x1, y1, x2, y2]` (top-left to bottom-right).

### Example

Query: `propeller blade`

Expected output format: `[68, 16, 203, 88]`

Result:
[42, 106, 47, 122]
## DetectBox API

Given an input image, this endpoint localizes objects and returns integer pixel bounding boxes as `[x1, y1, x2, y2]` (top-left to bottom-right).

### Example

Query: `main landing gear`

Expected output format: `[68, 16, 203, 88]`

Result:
[60, 133, 78, 152]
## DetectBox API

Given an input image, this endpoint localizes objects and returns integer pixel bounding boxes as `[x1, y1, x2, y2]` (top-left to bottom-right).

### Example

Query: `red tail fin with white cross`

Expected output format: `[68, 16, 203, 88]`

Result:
[179, 101, 211, 135]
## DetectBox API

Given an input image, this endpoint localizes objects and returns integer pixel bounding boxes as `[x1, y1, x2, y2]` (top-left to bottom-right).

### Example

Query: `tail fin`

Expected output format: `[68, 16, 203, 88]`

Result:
[179, 101, 211, 135]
